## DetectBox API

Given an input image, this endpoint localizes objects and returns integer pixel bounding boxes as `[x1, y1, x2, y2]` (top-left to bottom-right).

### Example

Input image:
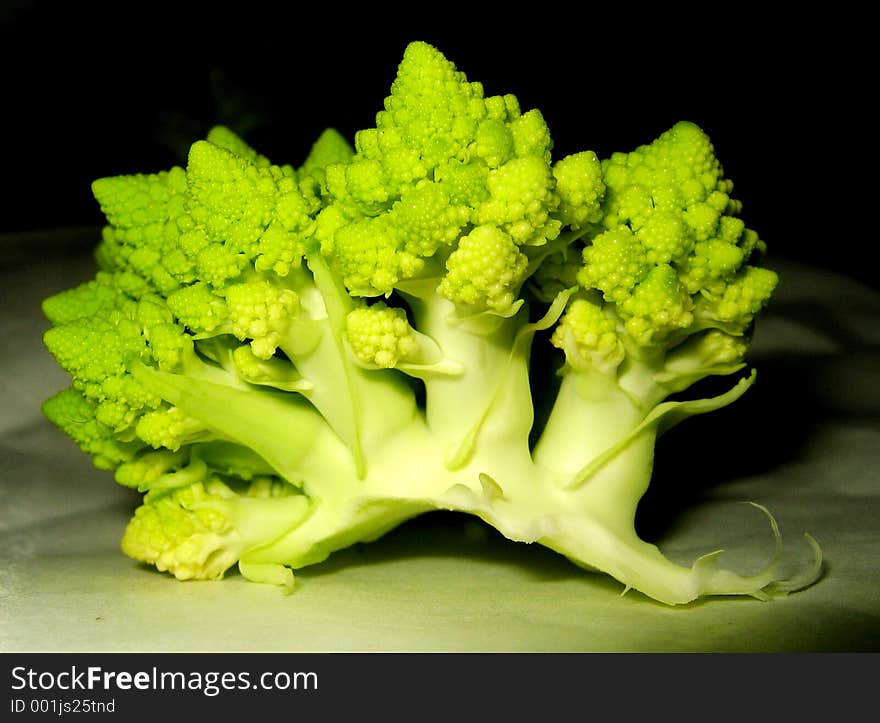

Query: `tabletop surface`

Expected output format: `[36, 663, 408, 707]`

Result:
[2, 229, 878, 652]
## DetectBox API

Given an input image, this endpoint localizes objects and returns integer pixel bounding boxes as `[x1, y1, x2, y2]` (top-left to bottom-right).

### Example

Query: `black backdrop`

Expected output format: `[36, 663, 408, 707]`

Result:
[1, 3, 870, 286]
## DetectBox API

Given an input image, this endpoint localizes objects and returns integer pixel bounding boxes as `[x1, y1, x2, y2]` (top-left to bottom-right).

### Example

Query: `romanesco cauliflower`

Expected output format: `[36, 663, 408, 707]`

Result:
[42, 40, 820, 605]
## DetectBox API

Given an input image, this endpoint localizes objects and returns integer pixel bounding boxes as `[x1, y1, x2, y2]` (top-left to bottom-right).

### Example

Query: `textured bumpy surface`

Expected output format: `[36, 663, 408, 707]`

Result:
[40, 41, 821, 605]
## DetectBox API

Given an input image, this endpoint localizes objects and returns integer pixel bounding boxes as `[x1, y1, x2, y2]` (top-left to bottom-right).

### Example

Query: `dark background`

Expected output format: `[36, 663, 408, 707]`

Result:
[0, 3, 870, 286]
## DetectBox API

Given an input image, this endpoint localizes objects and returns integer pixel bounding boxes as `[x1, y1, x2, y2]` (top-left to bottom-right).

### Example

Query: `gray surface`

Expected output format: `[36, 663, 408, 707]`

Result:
[1, 229, 878, 652]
